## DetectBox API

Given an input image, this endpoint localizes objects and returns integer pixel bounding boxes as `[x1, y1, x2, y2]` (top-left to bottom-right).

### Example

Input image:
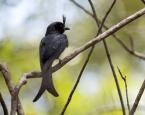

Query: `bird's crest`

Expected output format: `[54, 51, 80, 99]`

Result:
[63, 15, 66, 25]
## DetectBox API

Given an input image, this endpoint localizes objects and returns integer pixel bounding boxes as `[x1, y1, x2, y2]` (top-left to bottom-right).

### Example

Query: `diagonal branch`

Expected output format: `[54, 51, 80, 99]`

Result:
[70, 0, 145, 61]
[88, 0, 100, 27]
[129, 80, 145, 115]
[70, 0, 93, 17]
[60, 47, 93, 115]
[103, 39, 126, 115]
[0, 92, 8, 115]
[97, 0, 116, 34]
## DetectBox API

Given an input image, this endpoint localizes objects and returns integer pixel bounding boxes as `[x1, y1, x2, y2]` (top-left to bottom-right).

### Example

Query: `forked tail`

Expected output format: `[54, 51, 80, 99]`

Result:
[33, 68, 58, 102]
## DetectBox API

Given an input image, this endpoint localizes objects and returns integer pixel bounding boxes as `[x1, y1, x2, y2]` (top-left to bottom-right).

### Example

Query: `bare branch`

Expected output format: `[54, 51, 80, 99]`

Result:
[88, 0, 100, 27]
[70, 0, 93, 17]
[97, 0, 116, 34]
[117, 67, 130, 113]
[60, 47, 93, 115]
[0, 64, 14, 94]
[70, 0, 145, 61]
[129, 79, 145, 115]
[103, 39, 126, 115]
[114, 36, 145, 60]
[0, 64, 24, 115]
[0, 92, 8, 115]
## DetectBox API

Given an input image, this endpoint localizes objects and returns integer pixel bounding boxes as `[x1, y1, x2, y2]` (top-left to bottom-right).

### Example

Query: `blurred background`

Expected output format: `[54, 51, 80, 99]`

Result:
[0, 0, 145, 115]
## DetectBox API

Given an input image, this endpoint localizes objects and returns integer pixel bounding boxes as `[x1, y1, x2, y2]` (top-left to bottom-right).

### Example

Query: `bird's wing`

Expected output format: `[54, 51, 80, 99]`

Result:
[39, 34, 68, 69]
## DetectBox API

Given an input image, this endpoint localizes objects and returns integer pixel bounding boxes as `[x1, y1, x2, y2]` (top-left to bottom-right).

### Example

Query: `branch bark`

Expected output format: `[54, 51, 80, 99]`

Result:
[0, 64, 24, 115]
[60, 47, 93, 115]
[0, 92, 8, 115]
[129, 80, 145, 115]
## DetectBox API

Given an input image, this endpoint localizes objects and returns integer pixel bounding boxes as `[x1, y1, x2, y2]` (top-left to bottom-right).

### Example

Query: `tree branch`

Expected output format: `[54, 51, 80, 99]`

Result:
[51, 7, 145, 73]
[88, 0, 100, 27]
[60, 47, 93, 115]
[70, 0, 93, 17]
[0, 64, 24, 115]
[129, 79, 145, 115]
[0, 92, 8, 115]
[117, 67, 130, 113]
[70, 0, 145, 60]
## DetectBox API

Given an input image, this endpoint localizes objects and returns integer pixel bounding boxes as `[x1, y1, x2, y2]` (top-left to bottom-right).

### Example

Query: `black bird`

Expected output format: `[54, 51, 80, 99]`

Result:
[33, 16, 69, 102]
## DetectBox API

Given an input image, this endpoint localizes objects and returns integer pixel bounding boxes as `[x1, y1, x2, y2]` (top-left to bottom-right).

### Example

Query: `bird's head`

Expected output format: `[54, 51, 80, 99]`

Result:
[45, 16, 69, 36]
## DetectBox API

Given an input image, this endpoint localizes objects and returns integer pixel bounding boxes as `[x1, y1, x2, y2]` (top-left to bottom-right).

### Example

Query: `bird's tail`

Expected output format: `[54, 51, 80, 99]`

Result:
[33, 68, 58, 102]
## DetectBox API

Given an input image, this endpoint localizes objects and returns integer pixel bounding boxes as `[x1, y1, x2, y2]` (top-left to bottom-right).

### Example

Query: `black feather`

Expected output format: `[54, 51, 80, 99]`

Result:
[33, 20, 69, 102]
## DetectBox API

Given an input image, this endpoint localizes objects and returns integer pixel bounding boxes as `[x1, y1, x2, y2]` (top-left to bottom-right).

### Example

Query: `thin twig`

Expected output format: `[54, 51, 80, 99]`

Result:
[129, 79, 145, 115]
[0, 64, 14, 94]
[117, 67, 130, 113]
[0, 64, 24, 115]
[0, 92, 8, 115]
[60, 47, 94, 115]
[88, 0, 100, 27]
[70, 0, 145, 60]
[103, 40, 126, 115]
[113, 35, 145, 60]
[97, 0, 116, 34]
[70, 0, 93, 17]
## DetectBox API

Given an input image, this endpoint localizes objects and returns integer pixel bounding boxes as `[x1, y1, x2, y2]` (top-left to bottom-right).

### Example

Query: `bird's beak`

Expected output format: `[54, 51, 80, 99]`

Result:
[65, 27, 70, 30]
